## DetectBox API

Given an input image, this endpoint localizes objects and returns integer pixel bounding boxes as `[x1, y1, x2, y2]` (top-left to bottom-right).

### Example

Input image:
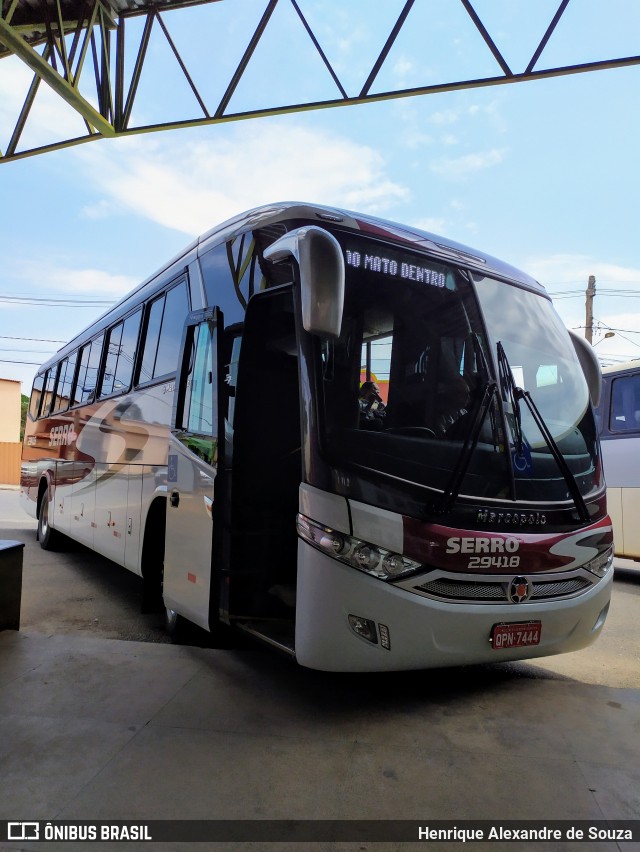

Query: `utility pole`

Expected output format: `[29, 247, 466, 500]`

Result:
[585, 275, 596, 344]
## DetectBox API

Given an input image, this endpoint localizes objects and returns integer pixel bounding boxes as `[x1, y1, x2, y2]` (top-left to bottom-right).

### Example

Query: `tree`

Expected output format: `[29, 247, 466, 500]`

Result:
[20, 394, 28, 442]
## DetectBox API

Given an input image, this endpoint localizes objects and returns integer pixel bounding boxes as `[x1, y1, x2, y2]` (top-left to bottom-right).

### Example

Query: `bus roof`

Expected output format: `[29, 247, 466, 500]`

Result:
[601, 359, 640, 375]
[38, 201, 544, 373]
[198, 201, 544, 292]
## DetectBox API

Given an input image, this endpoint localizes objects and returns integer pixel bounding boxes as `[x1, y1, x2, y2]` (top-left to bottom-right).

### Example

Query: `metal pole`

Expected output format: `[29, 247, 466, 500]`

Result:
[585, 275, 596, 344]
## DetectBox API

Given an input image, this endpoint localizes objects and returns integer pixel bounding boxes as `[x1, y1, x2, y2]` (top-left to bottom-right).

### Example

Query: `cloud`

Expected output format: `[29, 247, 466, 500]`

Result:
[11, 260, 137, 297]
[524, 254, 640, 288]
[429, 148, 507, 180]
[412, 216, 447, 234]
[429, 109, 460, 126]
[0, 57, 91, 152]
[76, 123, 410, 235]
[81, 200, 118, 220]
[522, 253, 640, 360]
[427, 100, 507, 136]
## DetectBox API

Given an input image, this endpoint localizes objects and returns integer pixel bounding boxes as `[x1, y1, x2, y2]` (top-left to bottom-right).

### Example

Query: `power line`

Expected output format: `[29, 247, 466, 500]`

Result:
[0, 347, 54, 354]
[0, 335, 66, 343]
[0, 293, 115, 304]
[0, 296, 113, 307]
[0, 358, 41, 365]
[550, 292, 640, 300]
[593, 318, 640, 351]
[547, 283, 640, 290]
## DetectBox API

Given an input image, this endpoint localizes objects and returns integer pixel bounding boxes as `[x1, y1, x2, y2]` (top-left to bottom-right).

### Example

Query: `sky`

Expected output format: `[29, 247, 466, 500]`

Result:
[1, 0, 640, 394]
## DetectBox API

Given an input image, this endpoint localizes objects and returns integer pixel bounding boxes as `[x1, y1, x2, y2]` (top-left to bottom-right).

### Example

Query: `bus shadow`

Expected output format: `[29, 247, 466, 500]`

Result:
[185, 636, 576, 724]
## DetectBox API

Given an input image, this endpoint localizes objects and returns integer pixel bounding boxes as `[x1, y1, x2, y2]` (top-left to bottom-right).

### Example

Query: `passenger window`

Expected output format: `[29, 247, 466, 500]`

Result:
[41, 368, 57, 418]
[155, 282, 190, 377]
[101, 311, 141, 397]
[117, 311, 142, 390]
[29, 374, 44, 418]
[139, 296, 164, 383]
[101, 323, 122, 397]
[138, 280, 189, 383]
[76, 344, 91, 404]
[76, 335, 104, 404]
[52, 353, 77, 413]
[610, 374, 640, 433]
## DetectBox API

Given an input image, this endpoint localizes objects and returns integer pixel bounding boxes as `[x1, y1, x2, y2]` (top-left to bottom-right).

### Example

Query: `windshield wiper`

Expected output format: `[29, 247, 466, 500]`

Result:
[497, 342, 524, 457]
[438, 335, 500, 514]
[496, 342, 590, 523]
[438, 375, 498, 515]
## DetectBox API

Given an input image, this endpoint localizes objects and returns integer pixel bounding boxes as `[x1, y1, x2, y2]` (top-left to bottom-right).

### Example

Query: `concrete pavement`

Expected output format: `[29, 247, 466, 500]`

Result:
[0, 628, 639, 850]
[0, 486, 639, 850]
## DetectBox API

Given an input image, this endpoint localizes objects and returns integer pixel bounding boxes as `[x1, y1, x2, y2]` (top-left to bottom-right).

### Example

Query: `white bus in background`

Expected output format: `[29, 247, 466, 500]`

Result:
[597, 360, 640, 562]
[22, 202, 613, 671]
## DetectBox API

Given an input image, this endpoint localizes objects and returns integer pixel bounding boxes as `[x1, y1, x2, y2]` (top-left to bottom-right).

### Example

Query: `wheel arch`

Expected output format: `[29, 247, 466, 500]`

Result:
[140, 495, 167, 611]
[36, 472, 54, 520]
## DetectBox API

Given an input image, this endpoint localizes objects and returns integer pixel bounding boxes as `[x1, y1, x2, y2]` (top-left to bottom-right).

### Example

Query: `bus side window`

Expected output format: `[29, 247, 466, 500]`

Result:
[155, 281, 190, 377]
[52, 353, 77, 413]
[29, 374, 45, 419]
[76, 334, 104, 404]
[139, 296, 164, 384]
[138, 280, 190, 383]
[75, 343, 91, 404]
[41, 367, 57, 418]
[610, 374, 640, 433]
[100, 310, 142, 397]
[101, 323, 123, 397]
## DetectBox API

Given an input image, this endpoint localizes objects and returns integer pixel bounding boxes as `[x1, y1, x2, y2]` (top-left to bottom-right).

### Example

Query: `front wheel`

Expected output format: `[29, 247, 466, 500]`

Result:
[37, 485, 62, 551]
[164, 606, 192, 643]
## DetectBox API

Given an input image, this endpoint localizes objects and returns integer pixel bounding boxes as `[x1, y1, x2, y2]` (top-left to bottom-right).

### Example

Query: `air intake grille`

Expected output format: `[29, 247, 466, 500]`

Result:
[414, 576, 591, 603]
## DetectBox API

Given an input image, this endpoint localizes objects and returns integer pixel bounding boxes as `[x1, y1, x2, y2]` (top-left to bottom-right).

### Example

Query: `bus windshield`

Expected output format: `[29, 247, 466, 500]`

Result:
[321, 239, 601, 503]
[476, 274, 602, 502]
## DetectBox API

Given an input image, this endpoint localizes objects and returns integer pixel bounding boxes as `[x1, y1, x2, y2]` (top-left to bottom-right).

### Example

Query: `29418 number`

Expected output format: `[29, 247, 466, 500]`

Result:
[468, 556, 520, 569]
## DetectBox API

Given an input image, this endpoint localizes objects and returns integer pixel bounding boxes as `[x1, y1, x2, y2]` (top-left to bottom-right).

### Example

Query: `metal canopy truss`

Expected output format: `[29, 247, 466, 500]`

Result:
[1, 0, 639, 162]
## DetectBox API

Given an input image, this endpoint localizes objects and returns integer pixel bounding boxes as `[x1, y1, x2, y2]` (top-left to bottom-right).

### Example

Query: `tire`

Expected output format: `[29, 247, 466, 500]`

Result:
[37, 485, 62, 551]
[164, 605, 191, 643]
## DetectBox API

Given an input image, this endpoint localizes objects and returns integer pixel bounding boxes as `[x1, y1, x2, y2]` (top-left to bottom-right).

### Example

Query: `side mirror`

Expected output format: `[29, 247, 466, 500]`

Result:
[569, 330, 602, 407]
[263, 225, 344, 339]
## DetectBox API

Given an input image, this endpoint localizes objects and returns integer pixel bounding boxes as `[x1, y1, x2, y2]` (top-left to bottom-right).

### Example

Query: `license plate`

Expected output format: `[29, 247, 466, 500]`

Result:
[491, 621, 541, 649]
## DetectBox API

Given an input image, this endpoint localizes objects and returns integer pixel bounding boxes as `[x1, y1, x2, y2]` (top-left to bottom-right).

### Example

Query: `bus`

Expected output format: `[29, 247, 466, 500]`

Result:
[597, 360, 640, 562]
[21, 202, 613, 671]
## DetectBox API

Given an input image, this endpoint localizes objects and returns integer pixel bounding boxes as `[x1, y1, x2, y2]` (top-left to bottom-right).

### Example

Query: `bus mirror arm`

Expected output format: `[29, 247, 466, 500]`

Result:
[569, 331, 602, 407]
[264, 226, 345, 339]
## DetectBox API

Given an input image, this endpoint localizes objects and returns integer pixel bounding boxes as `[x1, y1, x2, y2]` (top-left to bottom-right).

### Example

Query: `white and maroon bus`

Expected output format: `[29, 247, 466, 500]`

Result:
[597, 360, 640, 563]
[22, 202, 613, 670]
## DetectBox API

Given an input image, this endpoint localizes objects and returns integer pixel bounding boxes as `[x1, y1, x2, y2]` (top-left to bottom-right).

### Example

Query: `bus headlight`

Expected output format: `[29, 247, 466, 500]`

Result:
[584, 545, 614, 578]
[297, 513, 422, 581]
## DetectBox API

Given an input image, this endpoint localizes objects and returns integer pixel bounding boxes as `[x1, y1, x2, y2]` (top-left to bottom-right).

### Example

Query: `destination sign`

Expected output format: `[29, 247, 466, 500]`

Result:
[345, 248, 447, 288]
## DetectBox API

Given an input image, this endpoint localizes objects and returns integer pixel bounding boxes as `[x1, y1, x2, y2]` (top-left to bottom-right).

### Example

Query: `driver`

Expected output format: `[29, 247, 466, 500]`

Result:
[359, 381, 386, 430]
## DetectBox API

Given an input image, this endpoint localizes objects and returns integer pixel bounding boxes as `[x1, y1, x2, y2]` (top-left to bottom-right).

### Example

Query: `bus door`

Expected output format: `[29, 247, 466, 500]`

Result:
[226, 288, 301, 635]
[163, 310, 219, 631]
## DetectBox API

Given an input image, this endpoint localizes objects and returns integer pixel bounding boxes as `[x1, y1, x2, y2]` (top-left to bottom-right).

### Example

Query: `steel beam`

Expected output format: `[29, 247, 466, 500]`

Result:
[0, 0, 638, 164]
[0, 15, 114, 135]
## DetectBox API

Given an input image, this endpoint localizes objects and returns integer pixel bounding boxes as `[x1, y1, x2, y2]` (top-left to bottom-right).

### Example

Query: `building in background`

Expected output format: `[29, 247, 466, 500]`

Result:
[0, 378, 21, 485]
